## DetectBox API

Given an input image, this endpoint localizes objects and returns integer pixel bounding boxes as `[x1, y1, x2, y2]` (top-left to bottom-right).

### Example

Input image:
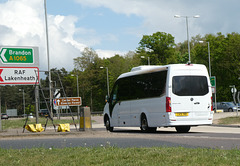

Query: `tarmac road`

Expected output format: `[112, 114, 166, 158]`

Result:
[0, 112, 240, 150]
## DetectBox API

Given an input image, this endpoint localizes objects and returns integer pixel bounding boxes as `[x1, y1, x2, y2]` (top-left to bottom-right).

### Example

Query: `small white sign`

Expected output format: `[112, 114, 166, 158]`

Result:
[211, 87, 216, 93]
[231, 87, 237, 94]
[0, 67, 39, 85]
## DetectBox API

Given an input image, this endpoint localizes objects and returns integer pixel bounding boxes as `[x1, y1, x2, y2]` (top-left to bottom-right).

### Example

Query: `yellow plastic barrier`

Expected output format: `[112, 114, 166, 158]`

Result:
[216, 109, 223, 113]
[35, 124, 44, 132]
[58, 123, 70, 132]
[25, 124, 37, 132]
[25, 124, 44, 132]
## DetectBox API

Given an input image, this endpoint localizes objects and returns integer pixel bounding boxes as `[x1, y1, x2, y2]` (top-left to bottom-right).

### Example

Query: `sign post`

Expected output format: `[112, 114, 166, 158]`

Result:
[210, 76, 216, 87]
[0, 46, 39, 85]
[210, 76, 217, 111]
[0, 46, 39, 124]
[54, 97, 82, 107]
[0, 67, 39, 85]
[0, 47, 34, 64]
[230, 85, 239, 116]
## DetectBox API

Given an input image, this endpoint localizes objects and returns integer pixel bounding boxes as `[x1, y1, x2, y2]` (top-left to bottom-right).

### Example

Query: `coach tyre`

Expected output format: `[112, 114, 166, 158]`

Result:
[175, 126, 191, 133]
[105, 116, 113, 132]
[140, 115, 157, 133]
[140, 115, 148, 132]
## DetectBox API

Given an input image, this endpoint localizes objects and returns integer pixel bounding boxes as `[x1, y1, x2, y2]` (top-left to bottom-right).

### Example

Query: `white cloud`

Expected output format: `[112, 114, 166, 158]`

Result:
[75, 0, 240, 43]
[0, 0, 127, 73]
[0, 0, 88, 73]
[96, 49, 127, 59]
[0, 0, 44, 38]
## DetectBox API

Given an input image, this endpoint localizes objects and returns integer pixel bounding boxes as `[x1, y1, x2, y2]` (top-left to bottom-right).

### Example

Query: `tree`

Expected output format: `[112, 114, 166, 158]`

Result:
[74, 47, 99, 71]
[137, 32, 177, 65]
[192, 32, 240, 101]
[73, 47, 105, 111]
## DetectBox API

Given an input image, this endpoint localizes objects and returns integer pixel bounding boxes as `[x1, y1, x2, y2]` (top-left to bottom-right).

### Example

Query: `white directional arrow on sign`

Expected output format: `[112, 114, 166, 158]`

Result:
[54, 97, 82, 106]
[57, 99, 60, 105]
[0, 49, 7, 62]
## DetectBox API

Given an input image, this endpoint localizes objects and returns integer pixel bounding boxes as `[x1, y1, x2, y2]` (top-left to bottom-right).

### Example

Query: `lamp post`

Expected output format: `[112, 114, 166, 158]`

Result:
[140, 56, 150, 65]
[174, 15, 200, 63]
[100, 67, 109, 96]
[44, 0, 53, 117]
[19, 89, 25, 117]
[199, 41, 211, 76]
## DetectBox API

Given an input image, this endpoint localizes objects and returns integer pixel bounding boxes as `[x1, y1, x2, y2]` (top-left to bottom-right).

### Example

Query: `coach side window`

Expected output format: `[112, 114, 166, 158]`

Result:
[118, 77, 131, 101]
[149, 71, 167, 97]
[110, 83, 119, 105]
[131, 70, 167, 99]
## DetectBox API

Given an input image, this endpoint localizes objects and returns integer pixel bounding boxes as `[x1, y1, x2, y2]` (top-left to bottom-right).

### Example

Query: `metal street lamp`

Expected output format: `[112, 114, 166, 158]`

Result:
[19, 89, 25, 117]
[44, 0, 53, 116]
[199, 41, 216, 113]
[174, 15, 200, 63]
[100, 67, 110, 96]
[140, 56, 150, 65]
[199, 41, 211, 76]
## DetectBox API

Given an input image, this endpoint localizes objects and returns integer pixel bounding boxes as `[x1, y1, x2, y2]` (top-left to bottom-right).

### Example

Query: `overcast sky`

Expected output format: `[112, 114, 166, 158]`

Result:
[0, 0, 239, 72]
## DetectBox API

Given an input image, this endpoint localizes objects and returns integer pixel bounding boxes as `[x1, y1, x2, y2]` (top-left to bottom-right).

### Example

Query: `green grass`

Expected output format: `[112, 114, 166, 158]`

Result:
[1, 117, 79, 130]
[218, 116, 240, 125]
[0, 147, 239, 166]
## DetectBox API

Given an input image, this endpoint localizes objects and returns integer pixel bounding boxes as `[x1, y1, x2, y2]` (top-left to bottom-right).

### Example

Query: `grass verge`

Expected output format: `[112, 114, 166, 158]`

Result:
[0, 147, 239, 166]
[218, 116, 240, 125]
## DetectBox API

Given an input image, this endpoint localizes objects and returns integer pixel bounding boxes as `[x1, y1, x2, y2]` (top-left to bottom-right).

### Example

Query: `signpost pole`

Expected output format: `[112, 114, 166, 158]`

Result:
[0, 46, 39, 127]
[0, 90, 2, 131]
[230, 85, 239, 116]
[210, 76, 217, 112]
[35, 85, 39, 124]
[77, 75, 80, 123]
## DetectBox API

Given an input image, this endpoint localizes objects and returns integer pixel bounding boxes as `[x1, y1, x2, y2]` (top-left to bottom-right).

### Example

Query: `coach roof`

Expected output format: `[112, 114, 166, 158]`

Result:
[117, 64, 207, 80]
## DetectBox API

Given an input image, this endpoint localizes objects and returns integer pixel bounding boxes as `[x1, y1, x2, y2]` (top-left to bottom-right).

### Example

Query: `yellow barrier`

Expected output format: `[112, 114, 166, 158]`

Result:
[58, 123, 70, 132]
[216, 109, 223, 113]
[25, 124, 44, 132]
[35, 124, 44, 132]
[85, 117, 92, 128]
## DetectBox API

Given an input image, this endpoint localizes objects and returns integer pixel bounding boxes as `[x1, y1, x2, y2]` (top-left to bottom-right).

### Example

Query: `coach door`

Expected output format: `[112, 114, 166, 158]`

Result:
[109, 78, 132, 127]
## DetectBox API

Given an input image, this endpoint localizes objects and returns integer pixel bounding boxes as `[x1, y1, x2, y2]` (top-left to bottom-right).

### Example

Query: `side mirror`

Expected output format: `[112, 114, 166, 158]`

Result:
[105, 95, 109, 103]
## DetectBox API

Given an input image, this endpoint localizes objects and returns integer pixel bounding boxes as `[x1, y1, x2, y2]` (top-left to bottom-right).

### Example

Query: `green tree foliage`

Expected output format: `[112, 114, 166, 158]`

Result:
[137, 32, 177, 65]
[190, 32, 240, 101]
[0, 85, 36, 115]
[73, 47, 105, 111]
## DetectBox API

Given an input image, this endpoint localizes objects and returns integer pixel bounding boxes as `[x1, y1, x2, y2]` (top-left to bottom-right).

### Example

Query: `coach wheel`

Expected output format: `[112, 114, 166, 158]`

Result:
[105, 116, 114, 132]
[175, 126, 191, 133]
[140, 115, 148, 132]
[140, 115, 157, 133]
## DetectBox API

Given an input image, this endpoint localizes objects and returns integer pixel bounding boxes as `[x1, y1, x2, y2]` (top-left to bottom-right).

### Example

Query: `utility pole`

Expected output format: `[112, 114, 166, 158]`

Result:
[44, 0, 53, 117]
